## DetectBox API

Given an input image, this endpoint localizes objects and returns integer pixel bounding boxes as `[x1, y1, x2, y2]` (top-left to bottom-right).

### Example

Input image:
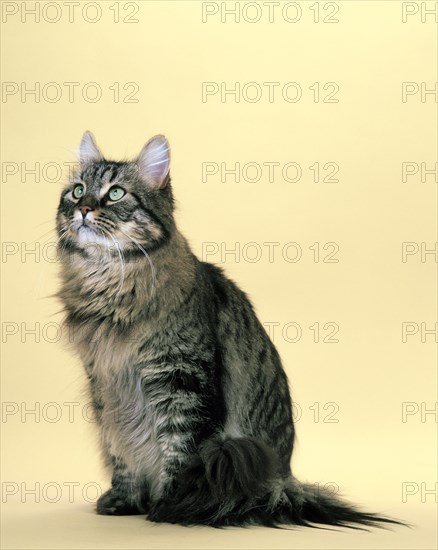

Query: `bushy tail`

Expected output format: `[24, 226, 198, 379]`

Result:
[148, 435, 409, 530]
[285, 481, 407, 530]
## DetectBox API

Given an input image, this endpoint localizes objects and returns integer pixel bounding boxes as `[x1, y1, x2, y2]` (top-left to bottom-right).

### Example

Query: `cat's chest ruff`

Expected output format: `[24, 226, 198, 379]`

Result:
[78, 318, 153, 378]
[87, 332, 135, 379]
[67, 255, 150, 324]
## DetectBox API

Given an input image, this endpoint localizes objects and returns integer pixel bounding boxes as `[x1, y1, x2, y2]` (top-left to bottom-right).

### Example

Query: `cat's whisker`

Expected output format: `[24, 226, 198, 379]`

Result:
[34, 219, 58, 229]
[101, 231, 113, 266]
[98, 226, 126, 300]
[91, 225, 112, 265]
[57, 229, 71, 258]
[56, 230, 67, 251]
[118, 229, 157, 299]
[110, 238, 126, 299]
[31, 227, 58, 245]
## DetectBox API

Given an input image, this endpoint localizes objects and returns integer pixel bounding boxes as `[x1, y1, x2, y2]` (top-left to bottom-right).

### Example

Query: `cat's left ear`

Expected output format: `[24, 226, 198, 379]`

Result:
[137, 135, 170, 189]
[79, 131, 103, 167]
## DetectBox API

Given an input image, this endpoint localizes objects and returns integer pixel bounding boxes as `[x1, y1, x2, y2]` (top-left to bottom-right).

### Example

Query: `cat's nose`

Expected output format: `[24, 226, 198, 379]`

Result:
[78, 205, 93, 217]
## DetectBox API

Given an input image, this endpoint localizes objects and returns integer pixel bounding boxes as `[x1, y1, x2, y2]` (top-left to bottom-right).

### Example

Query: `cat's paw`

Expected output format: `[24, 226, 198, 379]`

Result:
[96, 489, 143, 516]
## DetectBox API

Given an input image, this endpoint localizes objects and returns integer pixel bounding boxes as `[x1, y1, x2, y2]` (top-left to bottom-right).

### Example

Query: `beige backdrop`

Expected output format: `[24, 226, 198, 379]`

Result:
[1, 1, 437, 549]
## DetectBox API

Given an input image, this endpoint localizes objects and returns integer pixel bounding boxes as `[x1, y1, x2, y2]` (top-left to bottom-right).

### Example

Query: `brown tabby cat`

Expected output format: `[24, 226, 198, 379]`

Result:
[56, 131, 406, 529]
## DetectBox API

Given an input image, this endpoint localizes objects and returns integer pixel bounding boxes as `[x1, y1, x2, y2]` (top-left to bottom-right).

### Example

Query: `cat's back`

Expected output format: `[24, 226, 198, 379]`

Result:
[198, 260, 270, 342]
[198, 259, 294, 454]
[198, 261, 253, 315]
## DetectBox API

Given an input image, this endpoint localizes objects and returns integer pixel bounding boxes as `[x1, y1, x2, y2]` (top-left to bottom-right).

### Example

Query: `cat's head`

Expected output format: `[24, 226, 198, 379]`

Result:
[57, 132, 174, 258]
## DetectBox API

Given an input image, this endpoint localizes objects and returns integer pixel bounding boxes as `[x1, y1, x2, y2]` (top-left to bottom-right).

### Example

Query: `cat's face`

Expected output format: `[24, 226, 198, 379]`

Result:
[57, 132, 174, 258]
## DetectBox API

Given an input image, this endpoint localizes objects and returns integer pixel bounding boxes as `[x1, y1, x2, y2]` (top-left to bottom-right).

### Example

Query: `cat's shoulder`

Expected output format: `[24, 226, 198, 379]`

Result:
[198, 260, 253, 309]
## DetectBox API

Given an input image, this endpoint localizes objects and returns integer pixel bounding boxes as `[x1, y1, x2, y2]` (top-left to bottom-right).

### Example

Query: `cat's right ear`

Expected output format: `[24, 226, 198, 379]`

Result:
[79, 131, 103, 167]
[136, 135, 170, 189]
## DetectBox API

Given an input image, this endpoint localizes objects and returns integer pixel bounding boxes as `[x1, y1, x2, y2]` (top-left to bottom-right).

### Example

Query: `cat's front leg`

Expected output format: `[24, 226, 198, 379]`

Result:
[97, 457, 149, 515]
[142, 364, 219, 521]
[146, 439, 194, 522]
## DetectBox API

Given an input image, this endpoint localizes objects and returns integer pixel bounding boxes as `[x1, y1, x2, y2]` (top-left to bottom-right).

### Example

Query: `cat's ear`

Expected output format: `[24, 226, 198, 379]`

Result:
[137, 135, 170, 189]
[79, 131, 103, 167]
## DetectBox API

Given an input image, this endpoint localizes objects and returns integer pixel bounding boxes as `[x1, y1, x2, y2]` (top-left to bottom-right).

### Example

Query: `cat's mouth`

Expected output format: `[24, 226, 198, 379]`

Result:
[65, 216, 113, 248]
[73, 222, 107, 246]
[74, 219, 97, 234]
[67, 218, 137, 252]
[78, 220, 93, 230]
[58, 211, 148, 255]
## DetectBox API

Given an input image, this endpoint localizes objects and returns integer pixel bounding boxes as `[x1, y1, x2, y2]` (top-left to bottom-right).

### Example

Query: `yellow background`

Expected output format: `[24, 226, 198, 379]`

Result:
[1, 1, 437, 548]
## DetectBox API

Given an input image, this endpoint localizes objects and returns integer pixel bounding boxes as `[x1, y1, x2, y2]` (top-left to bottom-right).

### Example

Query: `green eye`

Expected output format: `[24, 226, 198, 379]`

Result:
[72, 184, 85, 199]
[108, 187, 125, 201]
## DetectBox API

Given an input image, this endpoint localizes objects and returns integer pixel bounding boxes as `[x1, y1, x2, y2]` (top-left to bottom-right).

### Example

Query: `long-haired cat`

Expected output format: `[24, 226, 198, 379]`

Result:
[56, 131, 406, 529]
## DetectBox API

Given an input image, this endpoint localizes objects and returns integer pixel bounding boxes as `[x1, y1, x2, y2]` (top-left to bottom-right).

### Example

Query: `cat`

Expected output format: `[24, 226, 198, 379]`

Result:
[56, 131, 406, 529]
